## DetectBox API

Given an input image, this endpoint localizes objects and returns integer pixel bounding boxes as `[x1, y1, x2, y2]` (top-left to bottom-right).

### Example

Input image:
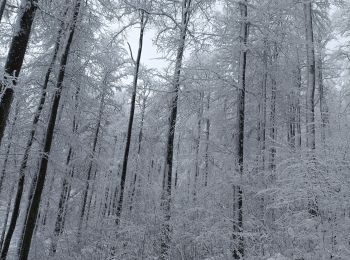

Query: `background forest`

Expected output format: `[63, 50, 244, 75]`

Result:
[0, 0, 349, 259]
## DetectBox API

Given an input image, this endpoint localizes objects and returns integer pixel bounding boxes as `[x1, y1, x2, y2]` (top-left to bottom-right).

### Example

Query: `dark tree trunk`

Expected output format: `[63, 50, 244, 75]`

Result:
[115, 11, 146, 226]
[50, 84, 80, 255]
[174, 134, 181, 188]
[18, 1, 81, 258]
[269, 45, 278, 173]
[0, 0, 38, 146]
[86, 164, 100, 226]
[0, 102, 18, 194]
[128, 86, 147, 212]
[0, 182, 15, 252]
[193, 92, 203, 200]
[0, 14, 65, 260]
[296, 63, 302, 149]
[304, 0, 316, 152]
[160, 1, 191, 258]
[49, 148, 74, 255]
[0, 0, 6, 23]
[318, 53, 328, 147]
[259, 45, 267, 169]
[77, 82, 106, 242]
[303, 0, 318, 217]
[204, 93, 210, 187]
[233, 1, 248, 259]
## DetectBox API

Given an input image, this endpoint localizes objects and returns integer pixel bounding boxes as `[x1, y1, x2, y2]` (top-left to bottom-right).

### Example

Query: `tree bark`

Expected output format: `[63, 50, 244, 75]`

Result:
[233, 1, 248, 259]
[77, 78, 106, 242]
[204, 93, 210, 187]
[303, 0, 318, 217]
[296, 62, 302, 149]
[128, 84, 148, 212]
[317, 51, 328, 148]
[0, 182, 15, 251]
[259, 44, 267, 169]
[174, 134, 181, 188]
[50, 83, 80, 255]
[303, 0, 316, 152]
[18, 1, 81, 258]
[269, 45, 277, 173]
[0, 0, 6, 24]
[0, 13, 65, 260]
[160, 1, 191, 258]
[0, 101, 18, 194]
[193, 92, 203, 200]
[0, 0, 38, 146]
[115, 11, 147, 226]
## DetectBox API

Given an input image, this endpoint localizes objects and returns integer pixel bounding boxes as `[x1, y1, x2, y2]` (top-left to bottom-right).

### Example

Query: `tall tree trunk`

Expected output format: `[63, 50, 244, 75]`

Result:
[204, 93, 210, 187]
[16, 160, 41, 257]
[18, 1, 81, 259]
[233, 1, 248, 259]
[128, 85, 148, 211]
[160, 1, 191, 258]
[0, 0, 38, 146]
[193, 92, 203, 199]
[0, 15, 65, 260]
[256, 45, 267, 232]
[115, 11, 147, 226]
[49, 149, 74, 254]
[77, 81, 105, 242]
[269, 45, 278, 173]
[174, 133, 181, 188]
[303, 0, 318, 217]
[85, 146, 102, 226]
[318, 51, 328, 148]
[296, 63, 302, 149]
[40, 172, 56, 229]
[0, 182, 15, 251]
[303, 0, 316, 152]
[50, 84, 80, 255]
[0, 0, 6, 23]
[0, 101, 18, 193]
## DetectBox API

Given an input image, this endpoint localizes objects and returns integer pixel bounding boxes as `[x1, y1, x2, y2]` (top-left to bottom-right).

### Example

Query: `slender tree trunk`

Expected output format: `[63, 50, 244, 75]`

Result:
[77, 85, 105, 242]
[18, 1, 81, 259]
[85, 159, 101, 226]
[204, 93, 210, 187]
[260, 45, 267, 169]
[269, 45, 277, 173]
[0, 111, 17, 252]
[0, 102, 18, 194]
[160, 1, 191, 258]
[288, 92, 296, 151]
[49, 149, 74, 255]
[0, 182, 15, 252]
[0, 16, 65, 260]
[50, 84, 80, 255]
[304, 0, 316, 152]
[137, 90, 147, 156]
[115, 11, 147, 226]
[296, 63, 302, 149]
[40, 173, 56, 229]
[0, 0, 6, 23]
[174, 134, 181, 188]
[0, 0, 38, 146]
[101, 185, 110, 218]
[233, 1, 248, 259]
[128, 86, 148, 212]
[193, 92, 203, 199]
[318, 52, 328, 148]
[303, 0, 318, 217]
[16, 160, 40, 256]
